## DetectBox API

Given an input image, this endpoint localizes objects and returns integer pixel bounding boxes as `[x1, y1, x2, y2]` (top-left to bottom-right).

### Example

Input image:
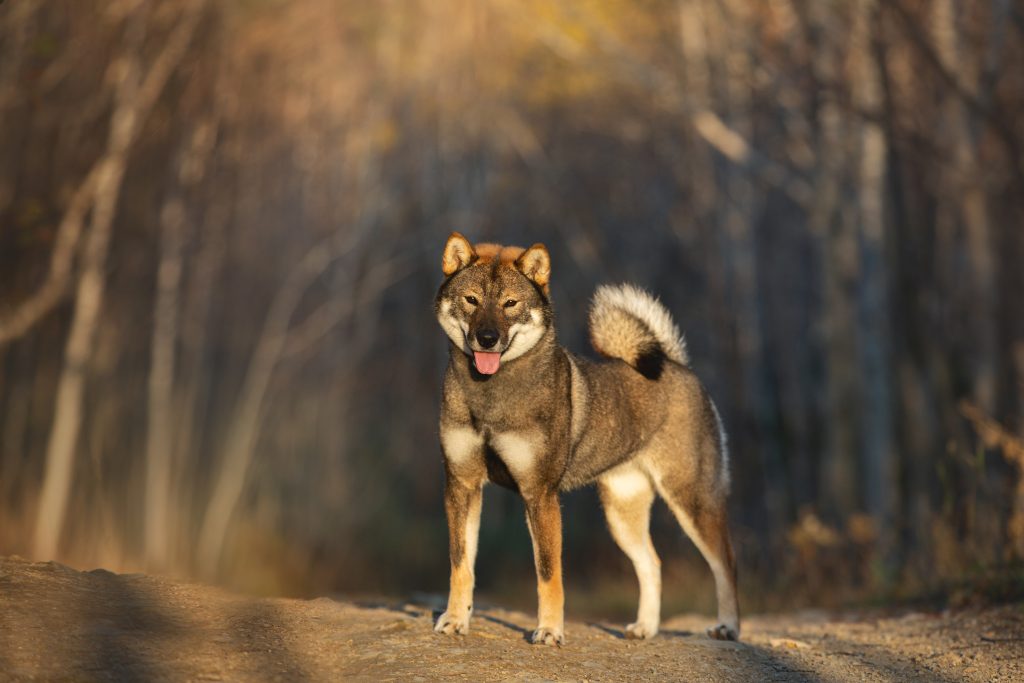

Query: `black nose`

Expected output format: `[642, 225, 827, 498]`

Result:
[476, 329, 499, 349]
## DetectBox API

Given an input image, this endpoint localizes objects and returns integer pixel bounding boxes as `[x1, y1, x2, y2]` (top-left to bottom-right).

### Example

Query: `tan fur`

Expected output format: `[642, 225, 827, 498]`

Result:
[599, 465, 660, 639]
[474, 242, 526, 266]
[535, 574, 565, 644]
[434, 469, 484, 636]
[514, 244, 551, 294]
[527, 493, 564, 644]
[434, 238, 739, 646]
[442, 232, 475, 276]
[590, 283, 688, 366]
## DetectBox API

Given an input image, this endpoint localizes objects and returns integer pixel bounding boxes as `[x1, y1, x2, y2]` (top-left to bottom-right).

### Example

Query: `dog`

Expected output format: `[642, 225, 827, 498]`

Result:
[433, 232, 739, 645]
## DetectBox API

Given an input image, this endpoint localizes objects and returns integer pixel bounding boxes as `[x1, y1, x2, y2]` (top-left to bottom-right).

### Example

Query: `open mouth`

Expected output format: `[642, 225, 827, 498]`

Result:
[472, 350, 502, 375]
[468, 330, 518, 375]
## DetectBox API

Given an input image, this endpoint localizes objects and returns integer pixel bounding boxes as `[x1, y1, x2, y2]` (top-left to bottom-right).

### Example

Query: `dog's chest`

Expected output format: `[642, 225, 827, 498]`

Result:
[487, 431, 542, 481]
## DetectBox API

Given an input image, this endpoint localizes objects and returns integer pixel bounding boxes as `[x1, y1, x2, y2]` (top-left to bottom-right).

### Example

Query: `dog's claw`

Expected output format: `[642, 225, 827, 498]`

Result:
[434, 611, 470, 636]
[625, 621, 658, 640]
[531, 626, 565, 646]
[706, 623, 739, 641]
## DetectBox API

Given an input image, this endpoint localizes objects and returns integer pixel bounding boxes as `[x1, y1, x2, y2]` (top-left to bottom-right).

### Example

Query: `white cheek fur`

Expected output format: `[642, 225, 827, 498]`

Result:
[501, 309, 545, 362]
[438, 300, 472, 355]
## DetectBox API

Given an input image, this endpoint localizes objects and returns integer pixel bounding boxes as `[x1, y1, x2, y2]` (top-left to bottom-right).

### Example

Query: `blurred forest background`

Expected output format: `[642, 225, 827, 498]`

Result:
[2, 0, 1023, 617]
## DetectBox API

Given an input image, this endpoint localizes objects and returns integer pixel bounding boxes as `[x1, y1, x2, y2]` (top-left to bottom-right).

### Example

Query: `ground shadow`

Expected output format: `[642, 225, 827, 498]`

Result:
[587, 622, 694, 640]
[10, 562, 189, 681]
[661, 628, 696, 638]
[3, 559, 315, 682]
[80, 568, 186, 681]
[588, 622, 625, 639]
[223, 600, 311, 682]
[747, 634, 969, 683]
[477, 612, 533, 640]
[423, 607, 535, 642]
[352, 598, 424, 618]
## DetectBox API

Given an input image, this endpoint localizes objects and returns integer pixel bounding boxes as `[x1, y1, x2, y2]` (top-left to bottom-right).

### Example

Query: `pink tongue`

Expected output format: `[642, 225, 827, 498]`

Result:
[473, 351, 501, 375]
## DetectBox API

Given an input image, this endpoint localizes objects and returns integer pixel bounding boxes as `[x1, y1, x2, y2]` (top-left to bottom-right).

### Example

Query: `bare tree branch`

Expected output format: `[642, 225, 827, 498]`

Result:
[888, 0, 1024, 188]
[282, 252, 415, 362]
[0, 169, 97, 344]
[520, 2, 814, 206]
[0, 0, 208, 347]
[32, 0, 207, 561]
[195, 226, 367, 578]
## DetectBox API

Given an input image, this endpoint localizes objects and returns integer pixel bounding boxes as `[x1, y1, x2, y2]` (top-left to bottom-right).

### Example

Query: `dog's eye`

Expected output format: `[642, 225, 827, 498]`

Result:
[503, 299, 518, 308]
[464, 295, 478, 306]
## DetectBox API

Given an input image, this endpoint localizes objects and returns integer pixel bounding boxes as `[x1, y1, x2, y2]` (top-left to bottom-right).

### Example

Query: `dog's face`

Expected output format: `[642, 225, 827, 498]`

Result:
[435, 232, 552, 375]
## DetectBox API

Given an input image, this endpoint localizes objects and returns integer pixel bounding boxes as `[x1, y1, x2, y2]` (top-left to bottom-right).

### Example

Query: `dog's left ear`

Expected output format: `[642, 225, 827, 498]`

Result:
[515, 243, 551, 291]
[442, 232, 476, 276]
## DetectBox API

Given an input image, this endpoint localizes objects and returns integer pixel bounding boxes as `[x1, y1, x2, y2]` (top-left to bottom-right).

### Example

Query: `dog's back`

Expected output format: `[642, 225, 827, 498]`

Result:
[561, 285, 729, 496]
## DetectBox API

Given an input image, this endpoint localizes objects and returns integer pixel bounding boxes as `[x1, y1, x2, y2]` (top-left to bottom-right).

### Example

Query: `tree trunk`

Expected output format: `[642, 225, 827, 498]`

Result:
[172, 203, 227, 564]
[33, 157, 129, 560]
[803, 5, 860, 518]
[144, 199, 185, 569]
[852, 0, 894, 525]
[196, 234, 354, 578]
[932, 0, 996, 410]
[32, 2, 204, 560]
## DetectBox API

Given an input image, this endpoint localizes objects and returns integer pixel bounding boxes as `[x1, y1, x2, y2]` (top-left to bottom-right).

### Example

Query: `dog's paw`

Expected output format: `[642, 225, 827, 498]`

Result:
[625, 621, 658, 640]
[434, 610, 470, 636]
[706, 623, 739, 641]
[531, 626, 565, 646]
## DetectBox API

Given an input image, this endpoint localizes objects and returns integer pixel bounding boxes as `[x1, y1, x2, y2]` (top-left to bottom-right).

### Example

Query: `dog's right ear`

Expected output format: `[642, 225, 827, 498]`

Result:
[442, 232, 475, 276]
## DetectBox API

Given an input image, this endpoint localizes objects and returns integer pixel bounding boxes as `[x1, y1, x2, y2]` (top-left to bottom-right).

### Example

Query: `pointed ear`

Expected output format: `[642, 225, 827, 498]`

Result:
[442, 232, 475, 276]
[515, 243, 551, 290]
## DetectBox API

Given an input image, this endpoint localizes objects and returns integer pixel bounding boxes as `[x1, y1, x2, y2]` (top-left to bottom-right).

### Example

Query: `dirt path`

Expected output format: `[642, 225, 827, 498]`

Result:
[0, 556, 1021, 681]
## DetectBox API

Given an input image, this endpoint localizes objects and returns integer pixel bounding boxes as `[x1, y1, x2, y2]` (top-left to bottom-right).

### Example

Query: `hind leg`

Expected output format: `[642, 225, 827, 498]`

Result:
[654, 475, 740, 640]
[598, 466, 661, 639]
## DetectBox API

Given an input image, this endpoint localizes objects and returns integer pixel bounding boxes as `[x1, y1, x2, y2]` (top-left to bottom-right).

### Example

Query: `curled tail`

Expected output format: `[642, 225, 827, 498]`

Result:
[589, 284, 688, 378]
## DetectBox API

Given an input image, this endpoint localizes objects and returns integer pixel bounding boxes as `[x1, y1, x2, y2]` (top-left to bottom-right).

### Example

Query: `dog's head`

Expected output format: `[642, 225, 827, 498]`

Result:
[435, 232, 552, 375]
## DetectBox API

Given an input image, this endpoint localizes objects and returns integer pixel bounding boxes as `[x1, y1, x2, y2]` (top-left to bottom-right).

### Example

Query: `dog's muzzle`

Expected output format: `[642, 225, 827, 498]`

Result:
[475, 328, 499, 348]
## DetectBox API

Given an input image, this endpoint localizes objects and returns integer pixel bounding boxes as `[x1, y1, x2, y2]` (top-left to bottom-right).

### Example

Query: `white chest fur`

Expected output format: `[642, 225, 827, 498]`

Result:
[440, 426, 483, 466]
[490, 431, 542, 481]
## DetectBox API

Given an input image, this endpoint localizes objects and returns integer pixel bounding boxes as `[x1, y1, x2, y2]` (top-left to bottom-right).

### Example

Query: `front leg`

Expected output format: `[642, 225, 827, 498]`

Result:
[525, 490, 565, 645]
[435, 469, 483, 636]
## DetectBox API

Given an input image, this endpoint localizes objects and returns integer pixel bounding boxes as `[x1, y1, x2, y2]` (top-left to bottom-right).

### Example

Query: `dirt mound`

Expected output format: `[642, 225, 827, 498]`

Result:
[0, 556, 1020, 681]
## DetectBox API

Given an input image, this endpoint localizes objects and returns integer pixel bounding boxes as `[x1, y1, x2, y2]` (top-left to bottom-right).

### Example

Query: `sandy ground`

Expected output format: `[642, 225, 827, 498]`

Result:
[1, 556, 1022, 682]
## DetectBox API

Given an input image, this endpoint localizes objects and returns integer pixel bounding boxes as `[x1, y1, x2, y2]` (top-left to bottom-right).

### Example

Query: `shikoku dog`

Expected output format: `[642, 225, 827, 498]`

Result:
[433, 232, 739, 645]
